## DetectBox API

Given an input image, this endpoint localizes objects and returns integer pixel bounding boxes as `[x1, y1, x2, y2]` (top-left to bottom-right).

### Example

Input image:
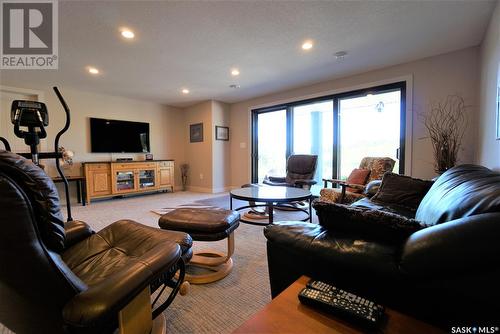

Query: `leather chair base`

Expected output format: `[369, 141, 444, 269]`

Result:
[184, 233, 235, 284]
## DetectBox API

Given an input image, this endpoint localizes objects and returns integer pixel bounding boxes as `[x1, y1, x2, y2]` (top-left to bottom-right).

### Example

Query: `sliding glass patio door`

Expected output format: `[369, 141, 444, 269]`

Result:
[292, 101, 333, 184]
[253, 109, 287, 183]
[337, 87, 405, 178]
[251, 82, 405, 184]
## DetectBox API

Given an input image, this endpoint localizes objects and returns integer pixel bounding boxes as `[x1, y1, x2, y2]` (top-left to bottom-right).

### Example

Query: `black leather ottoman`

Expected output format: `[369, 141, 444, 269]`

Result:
[159, 208, 240, 284]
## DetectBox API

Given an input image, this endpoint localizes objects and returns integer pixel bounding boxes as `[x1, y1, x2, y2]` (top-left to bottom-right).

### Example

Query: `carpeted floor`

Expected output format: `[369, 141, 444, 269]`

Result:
[0, 191, 316, 334]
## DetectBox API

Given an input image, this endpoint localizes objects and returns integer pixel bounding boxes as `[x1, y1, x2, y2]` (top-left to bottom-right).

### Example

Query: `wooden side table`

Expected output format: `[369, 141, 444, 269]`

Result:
[52, 176, 86, 206]
[233, 276, 444, 334]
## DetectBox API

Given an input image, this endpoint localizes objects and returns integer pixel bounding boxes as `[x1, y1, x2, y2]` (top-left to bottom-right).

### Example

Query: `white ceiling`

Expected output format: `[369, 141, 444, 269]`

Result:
[0, 0, 496, 107]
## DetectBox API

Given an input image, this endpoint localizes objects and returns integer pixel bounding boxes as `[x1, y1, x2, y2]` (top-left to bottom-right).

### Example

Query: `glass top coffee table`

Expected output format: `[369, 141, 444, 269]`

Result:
[230, 185, 312, 225]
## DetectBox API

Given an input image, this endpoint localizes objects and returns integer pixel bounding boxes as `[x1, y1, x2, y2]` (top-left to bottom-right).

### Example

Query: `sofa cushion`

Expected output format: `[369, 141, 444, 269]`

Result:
[416, 165, 500, 225]
[314, 201, 428, 244]
[371, 172, 433, 212]
[351, 197, 416, 219]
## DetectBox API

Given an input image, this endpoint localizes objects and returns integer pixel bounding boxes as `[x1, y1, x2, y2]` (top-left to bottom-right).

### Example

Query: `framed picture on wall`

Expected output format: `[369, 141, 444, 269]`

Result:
[496, 62, 500, 140]
[215, 126, 229, 141]
[190, 123, 203, 143]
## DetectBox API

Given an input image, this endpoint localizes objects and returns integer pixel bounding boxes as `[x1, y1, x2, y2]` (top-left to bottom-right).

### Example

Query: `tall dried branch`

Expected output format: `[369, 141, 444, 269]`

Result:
[421, 95, 468, 173]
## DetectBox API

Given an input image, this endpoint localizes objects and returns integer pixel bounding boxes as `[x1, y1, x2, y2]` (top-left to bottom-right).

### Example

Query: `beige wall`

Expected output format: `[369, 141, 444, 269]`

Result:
[182, 100, 231, 193]
[212, 100, 231, 192]
[183, 100, 213, 192]
[477, 1, 500, 171]
[0, 86, 184, 202]
[229, 47, 480, 186]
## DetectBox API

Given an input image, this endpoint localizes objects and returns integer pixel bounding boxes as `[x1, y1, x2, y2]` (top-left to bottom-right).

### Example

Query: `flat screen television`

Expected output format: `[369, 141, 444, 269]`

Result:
[90, 118, 150, 153]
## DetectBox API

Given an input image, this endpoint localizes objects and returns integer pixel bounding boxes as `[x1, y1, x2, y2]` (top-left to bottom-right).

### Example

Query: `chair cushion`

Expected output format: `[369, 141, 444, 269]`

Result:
[346, 168, 370, 193]
[0, 150, 65, 252]
[62, 220, 184, 287]
[416, 164, 500, 225]
[158, 208, 240, 241]
[360, 157, 395, 183]
[371, 173, 434, 212]
[285, 155, 318, 185]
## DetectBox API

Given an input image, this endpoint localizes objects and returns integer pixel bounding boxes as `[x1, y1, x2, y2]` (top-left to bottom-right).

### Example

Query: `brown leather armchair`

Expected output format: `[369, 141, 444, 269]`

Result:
[320, 157, 395, 204]
[263, 154, 318, 189]
[0, 151, 192, 334]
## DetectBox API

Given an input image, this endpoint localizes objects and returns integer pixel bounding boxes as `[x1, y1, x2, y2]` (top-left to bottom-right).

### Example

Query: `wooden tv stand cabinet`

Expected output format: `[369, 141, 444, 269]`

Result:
[83, 160, 174, 204]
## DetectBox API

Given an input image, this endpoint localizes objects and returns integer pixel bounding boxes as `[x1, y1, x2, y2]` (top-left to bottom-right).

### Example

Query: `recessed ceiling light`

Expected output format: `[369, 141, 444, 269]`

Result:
[231, 69, 240, 76]
[120, 29, 135, 39]
[182, 88, 190, 94]
[302, 40, 313, 50]
[87, 67, 99, 75]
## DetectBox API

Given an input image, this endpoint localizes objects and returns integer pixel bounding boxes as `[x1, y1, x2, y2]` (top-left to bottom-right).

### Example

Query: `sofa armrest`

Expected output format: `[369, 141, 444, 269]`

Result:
[400, 213, 500, 278]
[64, 220, 94, 248]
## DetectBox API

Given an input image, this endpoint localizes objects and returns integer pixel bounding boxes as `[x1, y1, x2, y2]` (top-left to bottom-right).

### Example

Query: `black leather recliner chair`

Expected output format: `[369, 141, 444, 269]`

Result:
[0, 151, 193, 333]
[263, 154, 318, 189]
[264, 164, 500, 326]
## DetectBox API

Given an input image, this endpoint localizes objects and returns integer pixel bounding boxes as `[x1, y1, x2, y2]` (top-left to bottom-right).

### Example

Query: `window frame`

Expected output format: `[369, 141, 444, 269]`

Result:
[251, 81, 406, 183]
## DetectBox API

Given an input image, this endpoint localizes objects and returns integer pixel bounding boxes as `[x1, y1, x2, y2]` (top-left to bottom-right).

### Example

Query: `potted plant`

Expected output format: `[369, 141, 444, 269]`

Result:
[180, 163, 189, 191]
[421, 95, 468, 174]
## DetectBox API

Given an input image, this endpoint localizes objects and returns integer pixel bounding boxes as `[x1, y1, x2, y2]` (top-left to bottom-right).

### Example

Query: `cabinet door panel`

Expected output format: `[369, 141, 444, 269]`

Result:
[90, 170, 111, 195]
[159, 168, 172, 187]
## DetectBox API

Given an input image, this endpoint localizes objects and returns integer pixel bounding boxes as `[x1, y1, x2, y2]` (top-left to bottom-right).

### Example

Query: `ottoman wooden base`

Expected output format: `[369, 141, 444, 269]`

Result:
[159, 208, 240, 285]
[185, 233, 235, 284]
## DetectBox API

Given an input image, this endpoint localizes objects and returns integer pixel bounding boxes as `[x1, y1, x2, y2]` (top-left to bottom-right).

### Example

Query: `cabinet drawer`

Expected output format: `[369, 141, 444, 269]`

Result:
[114, 162, 157, 169]
[159, 161, 173, 167]
[87, 163, 110, 171]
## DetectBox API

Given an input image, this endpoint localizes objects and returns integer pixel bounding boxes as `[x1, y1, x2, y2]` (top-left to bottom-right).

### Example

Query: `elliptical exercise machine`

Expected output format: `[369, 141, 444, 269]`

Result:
[0, 87, 73, 221]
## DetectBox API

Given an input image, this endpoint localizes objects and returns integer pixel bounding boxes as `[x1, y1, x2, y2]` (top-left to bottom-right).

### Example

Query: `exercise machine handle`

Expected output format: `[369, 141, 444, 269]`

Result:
[53, 87, 73, 221]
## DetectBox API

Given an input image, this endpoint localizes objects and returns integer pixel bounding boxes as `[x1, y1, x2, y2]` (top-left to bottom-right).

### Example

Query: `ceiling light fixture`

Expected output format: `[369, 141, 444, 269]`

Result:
[87, 67, 99, 75]
[120, 29, 135, 39]
[231, 69, 240, 76]
[334, 51, 347, 60]
[302, 40, 313, 50]
[182, 88, 190, 94]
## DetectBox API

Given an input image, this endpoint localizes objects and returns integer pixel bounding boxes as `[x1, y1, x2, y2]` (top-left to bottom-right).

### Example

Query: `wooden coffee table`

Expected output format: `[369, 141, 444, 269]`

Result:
[233, 276, 444, 334]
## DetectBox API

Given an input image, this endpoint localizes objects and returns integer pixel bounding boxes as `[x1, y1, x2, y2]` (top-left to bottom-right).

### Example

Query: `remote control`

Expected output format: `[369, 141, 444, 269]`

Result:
[299, 279, 385, 328]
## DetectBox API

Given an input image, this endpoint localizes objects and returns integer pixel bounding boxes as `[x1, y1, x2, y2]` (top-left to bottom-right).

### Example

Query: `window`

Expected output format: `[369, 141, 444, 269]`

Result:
[251, 82, 406, 185]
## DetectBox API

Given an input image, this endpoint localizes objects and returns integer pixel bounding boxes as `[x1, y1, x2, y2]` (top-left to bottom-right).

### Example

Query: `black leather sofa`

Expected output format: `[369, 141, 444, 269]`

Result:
[264, 164, 500, 325]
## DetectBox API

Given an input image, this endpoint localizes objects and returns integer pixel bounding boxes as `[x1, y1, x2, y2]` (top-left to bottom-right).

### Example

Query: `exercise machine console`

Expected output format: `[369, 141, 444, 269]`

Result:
[0, 87, 73, 221]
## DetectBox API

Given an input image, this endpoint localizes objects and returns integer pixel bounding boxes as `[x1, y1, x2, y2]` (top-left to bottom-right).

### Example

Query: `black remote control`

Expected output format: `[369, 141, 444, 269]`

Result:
[299, 279, 385, 328]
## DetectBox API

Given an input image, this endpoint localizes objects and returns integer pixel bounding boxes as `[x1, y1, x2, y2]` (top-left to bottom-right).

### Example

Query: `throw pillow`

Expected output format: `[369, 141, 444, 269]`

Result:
[345, 168, 370, 193]
[371, 172, 434, 212]
[313, 200, 429, 244]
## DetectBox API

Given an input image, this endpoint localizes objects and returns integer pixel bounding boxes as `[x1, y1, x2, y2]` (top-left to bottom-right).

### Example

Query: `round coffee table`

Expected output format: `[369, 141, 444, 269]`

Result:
[230, 185, 312, 225]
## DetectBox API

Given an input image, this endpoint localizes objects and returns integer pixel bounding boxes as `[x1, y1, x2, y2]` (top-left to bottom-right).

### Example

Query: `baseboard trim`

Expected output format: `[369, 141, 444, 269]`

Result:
[211, 186, 232, 193]
[186, 186, 213, 193]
